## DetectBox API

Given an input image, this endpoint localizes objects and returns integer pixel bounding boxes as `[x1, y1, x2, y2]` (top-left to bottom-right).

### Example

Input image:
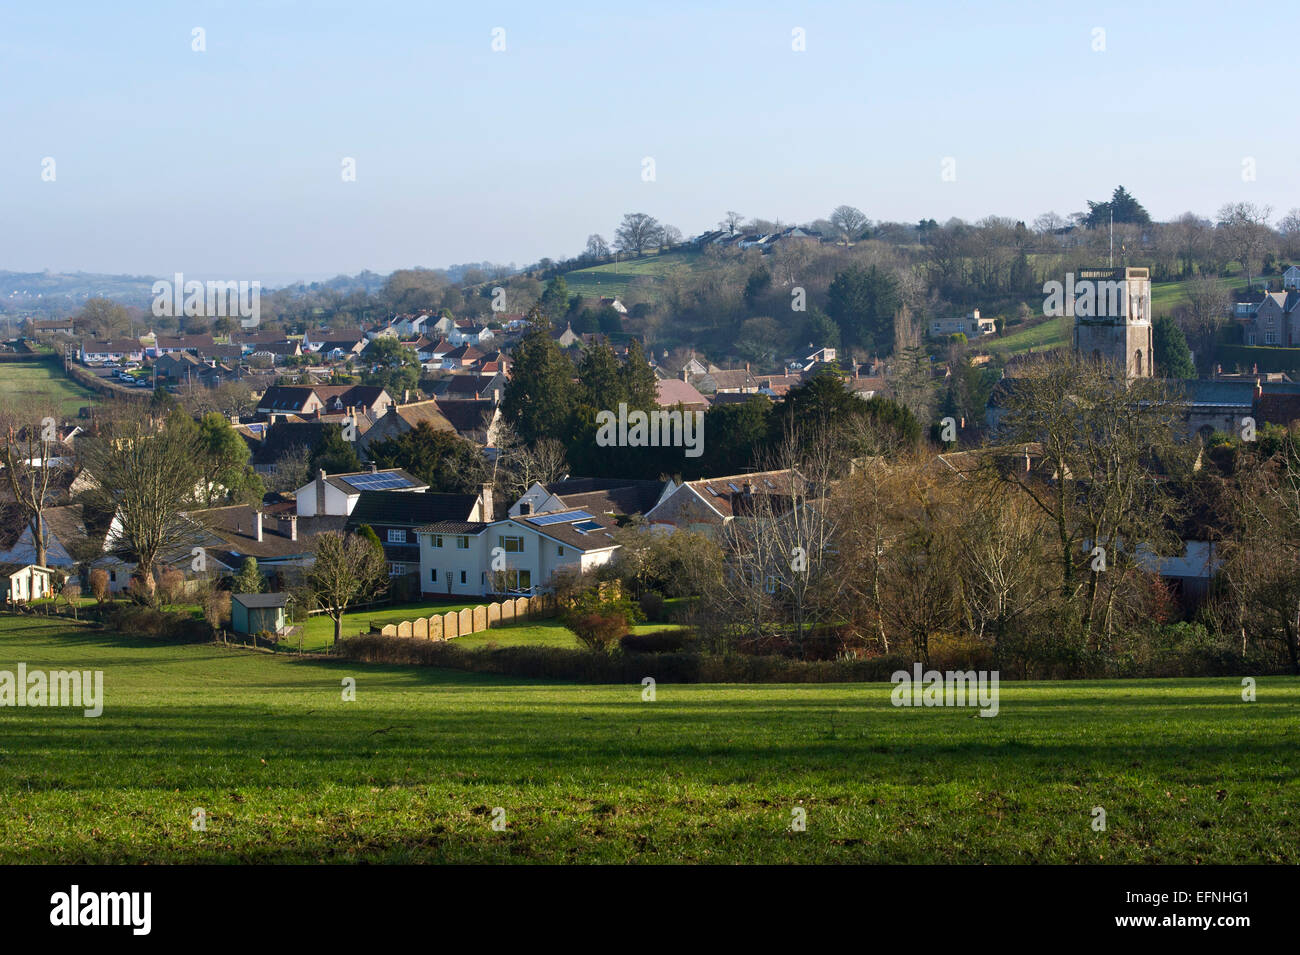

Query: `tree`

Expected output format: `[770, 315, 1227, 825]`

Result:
[78, 408, 203, 604]
[614, 213, 663, 257]
[367, 421, 488, 493]
[1216, 202, 1274, 290]
[539, 276, 570, 324]
[500, 308, 576, 444]
[196, 412, 264, 506]
[1177, 273, 1230, 370]
[720, 211, 744, 236]
[309, 424, 362, 475]
[0, 396, 70, 567]
[826, 264, 900, 353]
[584, 234, 611, 260]
[494, 421, 569, 498]
[829, 205, 868, 244]
[306, 530, 388, 646]
[76, 298, 132, 339]
[361, 337, 420, 396]
[1084, 185, 1151, 228]
[1152, 315, 1195, 379]
[231, 556, 263, 595]
[996, 353, 1192, 645]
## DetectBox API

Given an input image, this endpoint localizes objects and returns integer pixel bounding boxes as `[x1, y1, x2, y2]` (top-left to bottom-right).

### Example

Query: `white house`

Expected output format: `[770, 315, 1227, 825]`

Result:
[295, 467, 428, 517]
[416, 509, 620, 597]
[448, 322, 494, 346]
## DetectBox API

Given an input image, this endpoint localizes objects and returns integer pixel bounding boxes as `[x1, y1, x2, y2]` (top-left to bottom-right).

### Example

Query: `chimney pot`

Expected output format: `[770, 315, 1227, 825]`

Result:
[288, 514, 298, 541]
[254, 510, 263, 542]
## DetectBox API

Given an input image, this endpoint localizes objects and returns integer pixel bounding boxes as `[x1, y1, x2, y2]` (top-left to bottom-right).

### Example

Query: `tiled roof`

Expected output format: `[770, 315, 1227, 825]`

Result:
[347, 490, 477, 528]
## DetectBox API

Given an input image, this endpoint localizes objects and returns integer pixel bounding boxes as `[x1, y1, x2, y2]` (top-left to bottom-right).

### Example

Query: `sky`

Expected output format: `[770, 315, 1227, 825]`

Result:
[0, 0, 1292, 283]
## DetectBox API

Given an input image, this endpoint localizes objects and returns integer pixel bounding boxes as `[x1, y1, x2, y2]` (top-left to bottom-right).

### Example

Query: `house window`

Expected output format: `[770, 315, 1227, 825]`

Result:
[455, 536, 469, 549]
[502, 569, 532, 591]
[430, 568, 438, 583]
[387, 529, 406, 543]
[459, 570, 467, 584]
[389, 562, 405, 576]
[432, 535, 443, 548]
[557, 546, 565, 556]
[499, 535, 524, 553]
[1266, 329, 1278, 345]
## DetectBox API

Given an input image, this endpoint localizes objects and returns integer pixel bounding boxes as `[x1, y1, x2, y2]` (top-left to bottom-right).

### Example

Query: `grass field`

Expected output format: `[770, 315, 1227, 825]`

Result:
[563, 248, 705, 301]
[0, 616, 1295, 864]
[0, 359, 98, 415]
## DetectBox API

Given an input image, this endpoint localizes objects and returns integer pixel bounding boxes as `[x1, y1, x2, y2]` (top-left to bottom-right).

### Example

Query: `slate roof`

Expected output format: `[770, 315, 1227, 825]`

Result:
[232, 593, 288, 609]
[347, 490, 477, 528]
[655, 378, 708, 408]
[507, 510, 620, 551]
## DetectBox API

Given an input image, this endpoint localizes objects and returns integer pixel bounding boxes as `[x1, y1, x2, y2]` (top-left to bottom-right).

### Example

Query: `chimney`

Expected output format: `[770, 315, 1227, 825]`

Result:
[287, 514, 298, 541]
[681, 367, 688, 382]
[1255, 378, 1263, 400]
[316, 468, 327, 516]
[254, 511, 263, 542]
[403, 389, 410, 404]
[480, 483, 495, 522]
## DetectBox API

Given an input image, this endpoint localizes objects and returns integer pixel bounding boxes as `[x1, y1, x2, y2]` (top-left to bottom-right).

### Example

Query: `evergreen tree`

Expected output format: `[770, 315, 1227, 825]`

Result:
[501, 307, 576, 444]
[1153, 314, 1196, 379]
[232, 557, 263, 595]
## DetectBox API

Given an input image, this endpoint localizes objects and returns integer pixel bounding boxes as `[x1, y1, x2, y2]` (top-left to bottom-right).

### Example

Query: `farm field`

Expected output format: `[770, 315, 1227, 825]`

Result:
[0, 616, 1295, 864]
[0, 359, 98, 415]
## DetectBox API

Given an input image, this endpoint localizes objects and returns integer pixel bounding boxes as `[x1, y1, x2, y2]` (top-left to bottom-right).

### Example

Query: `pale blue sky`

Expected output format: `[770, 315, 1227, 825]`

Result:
[0, 0, 1290, 281]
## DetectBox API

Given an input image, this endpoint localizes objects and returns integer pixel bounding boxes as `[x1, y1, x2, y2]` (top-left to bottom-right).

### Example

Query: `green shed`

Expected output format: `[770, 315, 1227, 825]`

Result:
[230, 592, 289, 635]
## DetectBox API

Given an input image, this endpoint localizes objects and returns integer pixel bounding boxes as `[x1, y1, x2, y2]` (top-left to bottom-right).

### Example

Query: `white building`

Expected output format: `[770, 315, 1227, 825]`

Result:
[295, 468, 428, 517]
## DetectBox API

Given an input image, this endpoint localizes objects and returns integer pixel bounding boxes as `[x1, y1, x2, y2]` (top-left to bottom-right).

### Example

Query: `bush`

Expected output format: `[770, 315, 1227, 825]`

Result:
[157, 567, 185, 607]
[89, 568, 109, 603]
[102, 604, 215, 643]
[637, 591, 666, 622]
[565, 613, 627, 652]
[620, 629, 687, 653]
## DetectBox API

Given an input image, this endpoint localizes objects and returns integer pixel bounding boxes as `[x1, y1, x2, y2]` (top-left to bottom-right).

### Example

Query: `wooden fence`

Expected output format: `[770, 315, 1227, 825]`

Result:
[371, 594, 555, 641]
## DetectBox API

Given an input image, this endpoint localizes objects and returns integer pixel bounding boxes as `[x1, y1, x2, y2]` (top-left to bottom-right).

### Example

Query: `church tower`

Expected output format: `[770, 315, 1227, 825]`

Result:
[1071, 266, 1152, 378]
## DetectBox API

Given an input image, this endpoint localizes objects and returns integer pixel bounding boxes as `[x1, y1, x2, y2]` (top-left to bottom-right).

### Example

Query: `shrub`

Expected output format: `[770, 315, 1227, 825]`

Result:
[565, 613, 627, 652]
[157, 567, 185, 607]
[620, 628, 686, 653]
[638, 591, 666, 622]
[202, 588, 232, 629]
[89, 569, 109, 603]
[102, 604, 214, 643]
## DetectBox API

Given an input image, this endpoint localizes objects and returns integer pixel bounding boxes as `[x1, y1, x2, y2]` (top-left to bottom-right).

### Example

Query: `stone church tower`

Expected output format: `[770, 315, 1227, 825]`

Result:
[1071, 267, 1153, 378]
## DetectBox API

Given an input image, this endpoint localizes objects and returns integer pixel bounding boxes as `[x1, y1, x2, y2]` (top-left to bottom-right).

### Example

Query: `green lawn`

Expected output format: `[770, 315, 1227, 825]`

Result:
[292, 599, 484, 651]
[0, 616, 1295, 863]
[0, 359, 98, 416]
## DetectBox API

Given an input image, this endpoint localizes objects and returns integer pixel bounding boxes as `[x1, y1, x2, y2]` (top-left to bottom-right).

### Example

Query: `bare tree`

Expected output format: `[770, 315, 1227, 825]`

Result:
[493, 421, 569, 499]
[584, 234, 610, 260]
[614, 213, 664, 257]
[830, 205, 868, 245]
[77, 407, 203, 603]
[1216, 202, 1275, 290]
[0, 395, 70, 567]
[720, 211, 745, 237]
[306, 530, 388, 646]
[996, 352, 1192, 646]
[1177, 272, 1231, 369]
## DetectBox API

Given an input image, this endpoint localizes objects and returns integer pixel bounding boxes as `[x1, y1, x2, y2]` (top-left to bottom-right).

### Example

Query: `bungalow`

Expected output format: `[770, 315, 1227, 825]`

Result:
[80, 340, 144, 364]
[148, 334, 215, 357]
[929, 310, 996, 339]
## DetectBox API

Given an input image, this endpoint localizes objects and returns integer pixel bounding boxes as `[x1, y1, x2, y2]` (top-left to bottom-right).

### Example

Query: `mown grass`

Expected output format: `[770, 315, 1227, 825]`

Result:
[563, 248, 706, 301]
[0, 617, 1295, 864]
[0, 360, 99, 415]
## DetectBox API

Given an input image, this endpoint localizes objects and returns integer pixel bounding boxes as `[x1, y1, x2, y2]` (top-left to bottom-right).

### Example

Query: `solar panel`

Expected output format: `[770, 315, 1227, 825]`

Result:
[529, 510, 593, 526]
[346, 472, 413, 491]
[727, 482, 741, 492]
